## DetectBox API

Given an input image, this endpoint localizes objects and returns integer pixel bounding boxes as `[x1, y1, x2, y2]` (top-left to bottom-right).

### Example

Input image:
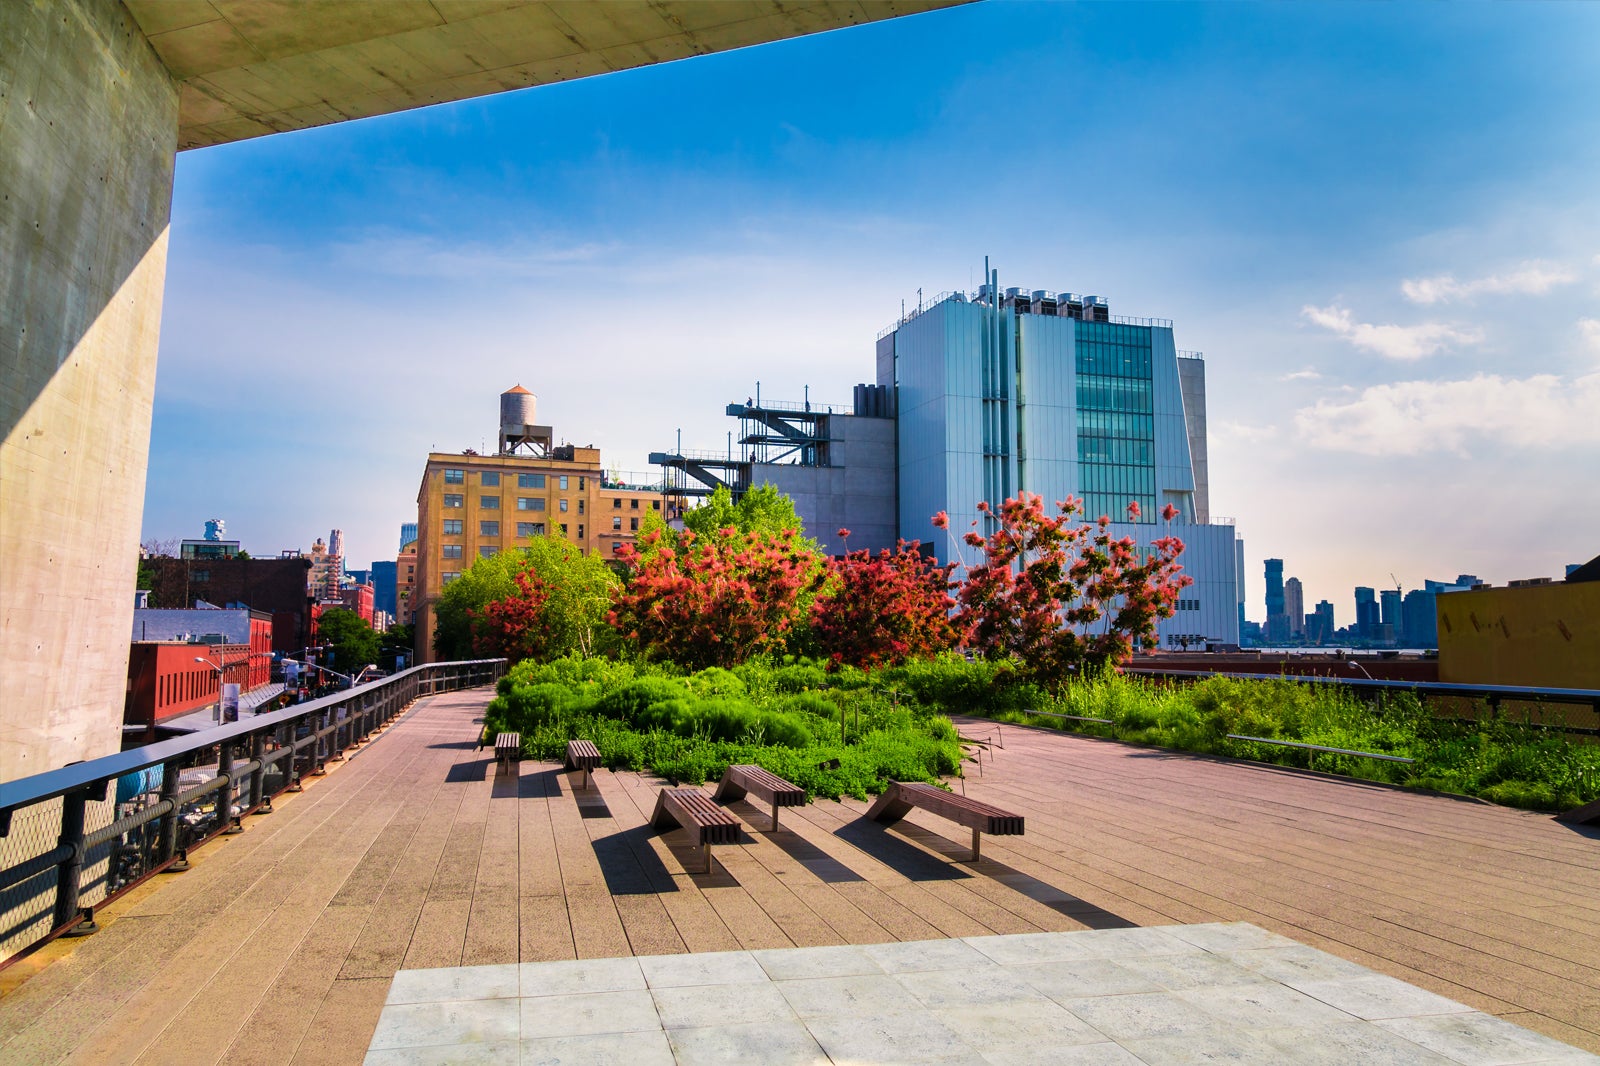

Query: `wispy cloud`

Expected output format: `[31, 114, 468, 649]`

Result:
[1301, 304, 1481, 361]
[331, 233, 617, 279]
[1295, 371, 1600, 455]
[1279, 368, 1321, 382]
[1212, 420, 1279, 444]
[1400, 261, 1576, 305]
[1580, 318, 1600, 356]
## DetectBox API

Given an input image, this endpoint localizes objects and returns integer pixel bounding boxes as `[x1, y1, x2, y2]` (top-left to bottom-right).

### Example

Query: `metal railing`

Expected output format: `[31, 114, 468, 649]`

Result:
[0, 658, 505, 965]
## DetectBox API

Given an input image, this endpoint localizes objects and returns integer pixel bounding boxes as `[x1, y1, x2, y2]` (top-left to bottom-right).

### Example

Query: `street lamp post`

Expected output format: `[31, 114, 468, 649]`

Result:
[194, 655, 229, 721]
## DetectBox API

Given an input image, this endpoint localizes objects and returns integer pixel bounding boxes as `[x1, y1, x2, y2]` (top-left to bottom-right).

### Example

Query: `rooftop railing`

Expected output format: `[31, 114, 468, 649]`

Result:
[0, 658, 506, 965]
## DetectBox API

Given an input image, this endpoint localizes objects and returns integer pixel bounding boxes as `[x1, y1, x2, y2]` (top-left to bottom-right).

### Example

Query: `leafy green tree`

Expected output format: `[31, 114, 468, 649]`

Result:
[682, 484, 814, 546]
[434, 536, 619, 662]
[317, 607, 380, 676]
[379, 622, 414, 670]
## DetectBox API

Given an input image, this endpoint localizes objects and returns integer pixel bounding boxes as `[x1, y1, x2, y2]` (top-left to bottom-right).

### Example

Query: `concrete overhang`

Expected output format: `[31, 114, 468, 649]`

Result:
[122, 0, 965, 151]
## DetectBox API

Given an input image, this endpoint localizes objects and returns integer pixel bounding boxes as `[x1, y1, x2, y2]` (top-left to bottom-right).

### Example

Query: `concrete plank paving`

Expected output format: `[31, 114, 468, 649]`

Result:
[2, 689, 1597, 1064]
[365, 926, 1600, 1065]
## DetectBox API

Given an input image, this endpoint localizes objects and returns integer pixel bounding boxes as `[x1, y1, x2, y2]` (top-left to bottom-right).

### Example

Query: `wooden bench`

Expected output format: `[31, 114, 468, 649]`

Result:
[864, 780, 1023, 862]
[712, 764, 806, 831]
[651, 788, 741, 873]
[564, 739, 602, 789]
[493, 732, 521, 776]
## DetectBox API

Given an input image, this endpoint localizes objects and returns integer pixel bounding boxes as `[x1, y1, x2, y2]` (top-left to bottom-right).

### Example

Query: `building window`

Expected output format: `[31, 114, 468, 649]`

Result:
[559, 499, 569, 513]
[578, 477, 586, 490]
[612, 516, 622, 530]
[443, 469, 464, 483]
[480, 495, 500, 509]
[193, 569, 210, 582]
[518, 473, 544, 489]
[558, 475, 569, 490]
[577, 524, 584, 539]
[577, 499, 585, 514]
[479, 546, 499, 558]
[517, 497, 545, 511]
[517, 522, 544, 537]
[560, 523, 568, 536]
[612, 542, 623, 554]
[480, 471, 500, 487]
[652, 500, 660, 510]
[479, 521, 499, 537]
[630, 517, 639, 531]
[442, 519, 463, 535]
[630, 499, 640, 510]
[442, 572, 461, 584]
[441, 545, 463, 559]
[443, 494, 464, 508]
[613, 498, 622, 509]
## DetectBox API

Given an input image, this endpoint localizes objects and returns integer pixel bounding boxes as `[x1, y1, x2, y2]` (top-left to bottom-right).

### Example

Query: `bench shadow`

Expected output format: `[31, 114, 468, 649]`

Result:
[595, 823, 689, 895]
[834, 818, 969, 882]
[723, 801, 866, 883]
[429, 740, 480, 750]
[446, 760, 487, 783]
[886, 823, 1139, 928]
[572, 782, 613, 820]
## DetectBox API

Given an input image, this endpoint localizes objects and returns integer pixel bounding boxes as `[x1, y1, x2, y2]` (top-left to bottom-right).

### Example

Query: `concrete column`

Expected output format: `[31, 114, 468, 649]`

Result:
[0, 0, 178, 782]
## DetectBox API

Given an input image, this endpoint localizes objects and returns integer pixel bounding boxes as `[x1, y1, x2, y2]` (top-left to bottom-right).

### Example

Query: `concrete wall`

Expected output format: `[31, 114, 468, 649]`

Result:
[1, 0, 178, 782]
[1437, 582, 1600, 689]
[754, 411, 897, 557]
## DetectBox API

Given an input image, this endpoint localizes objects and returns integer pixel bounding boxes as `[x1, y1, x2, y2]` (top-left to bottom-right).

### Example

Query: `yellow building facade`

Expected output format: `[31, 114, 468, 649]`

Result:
[1437, 579, 1600, 689]
[413, 448, 665, 661]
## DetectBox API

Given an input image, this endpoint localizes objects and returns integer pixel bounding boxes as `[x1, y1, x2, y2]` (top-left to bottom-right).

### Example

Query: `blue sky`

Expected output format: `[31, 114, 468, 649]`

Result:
[145, 2, 1600, 625]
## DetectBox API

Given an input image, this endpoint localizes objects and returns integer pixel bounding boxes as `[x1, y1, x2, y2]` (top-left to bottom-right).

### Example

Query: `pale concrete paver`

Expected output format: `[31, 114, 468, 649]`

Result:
[366, 926, 1600, 1064]
[2, 691, 1597, 1063]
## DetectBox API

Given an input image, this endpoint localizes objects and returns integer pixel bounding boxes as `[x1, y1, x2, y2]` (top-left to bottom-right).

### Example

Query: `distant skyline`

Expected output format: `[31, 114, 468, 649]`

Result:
[142, 2, 1600, 609]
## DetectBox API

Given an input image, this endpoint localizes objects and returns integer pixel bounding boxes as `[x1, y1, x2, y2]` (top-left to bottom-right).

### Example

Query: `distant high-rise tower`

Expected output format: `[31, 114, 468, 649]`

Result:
[1284, 577, 1305, 639]
[1264, 559, 1288, 643]
[400, 522, 418, 550]
[1308, 600, 1335, 644]
[1354, 587, 1379, 638]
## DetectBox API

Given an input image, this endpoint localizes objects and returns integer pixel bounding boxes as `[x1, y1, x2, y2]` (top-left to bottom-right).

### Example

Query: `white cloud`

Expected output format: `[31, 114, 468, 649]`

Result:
[331, 233, 616, 279]
[1400, 261, 1576, 304]
[1295, 371, 1600, 456]
[1301, 304, 1481, 361]
[1212, 420, 1279, 444]
[1279, 368, 1321, 382]
[1580, 318, 1600, 356]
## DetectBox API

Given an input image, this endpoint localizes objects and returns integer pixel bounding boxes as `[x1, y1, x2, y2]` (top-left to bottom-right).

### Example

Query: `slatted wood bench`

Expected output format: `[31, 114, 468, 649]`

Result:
[712, 764, 806, 831]
[864, 780, 1023, 862]
[564, 739, 602, 789]
[493, 732, 521, 776]
[651, 788, 741, 873]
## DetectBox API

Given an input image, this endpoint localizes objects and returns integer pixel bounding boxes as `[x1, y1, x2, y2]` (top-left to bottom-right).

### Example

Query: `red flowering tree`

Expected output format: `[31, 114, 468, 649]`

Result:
[948, 493, 1192, 684]
[610, 525, 826, 669]
[470, 566, 553, 660]
[812, 530, 958, 669]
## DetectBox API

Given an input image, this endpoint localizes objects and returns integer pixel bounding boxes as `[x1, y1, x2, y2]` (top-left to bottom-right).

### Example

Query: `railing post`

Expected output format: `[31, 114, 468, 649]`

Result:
[53, 787, 92, 933]
[312, 709, 328, 774]
[249, 731, 268, 812]
[157, 758, 184, 865]
[217, 742, 242, 834]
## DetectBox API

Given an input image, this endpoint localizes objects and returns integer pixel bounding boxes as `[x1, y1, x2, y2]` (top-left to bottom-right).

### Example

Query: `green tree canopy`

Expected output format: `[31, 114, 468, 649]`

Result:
[317, 607, 380, 676]
[433, 535, 620, 662]
[682, 484, 812, 544]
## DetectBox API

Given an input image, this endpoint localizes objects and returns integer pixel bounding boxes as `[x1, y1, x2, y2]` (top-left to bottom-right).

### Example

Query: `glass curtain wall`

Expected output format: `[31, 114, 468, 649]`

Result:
[1076, 322, 1156, 523]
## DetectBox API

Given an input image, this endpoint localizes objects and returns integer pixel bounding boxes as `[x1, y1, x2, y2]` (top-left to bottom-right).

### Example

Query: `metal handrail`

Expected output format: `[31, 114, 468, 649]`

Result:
[0, 657, 506, 963]
[1121, 668, 1600, 709]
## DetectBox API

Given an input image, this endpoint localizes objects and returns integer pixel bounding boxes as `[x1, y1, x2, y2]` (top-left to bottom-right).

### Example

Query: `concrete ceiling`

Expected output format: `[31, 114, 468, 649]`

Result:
[122, 1, 963, 151]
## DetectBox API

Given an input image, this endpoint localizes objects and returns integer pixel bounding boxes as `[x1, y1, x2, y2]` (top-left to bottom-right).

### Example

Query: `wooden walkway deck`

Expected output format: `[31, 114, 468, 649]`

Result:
[1, 687, 1595, 1063]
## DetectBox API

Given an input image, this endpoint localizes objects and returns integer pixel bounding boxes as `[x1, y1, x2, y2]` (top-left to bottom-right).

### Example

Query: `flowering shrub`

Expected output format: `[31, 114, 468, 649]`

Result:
[610, 526, 826, 669]
[948, 493, 1192, 684]
[812, 530, 957, 669]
